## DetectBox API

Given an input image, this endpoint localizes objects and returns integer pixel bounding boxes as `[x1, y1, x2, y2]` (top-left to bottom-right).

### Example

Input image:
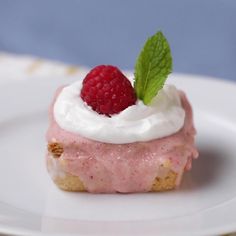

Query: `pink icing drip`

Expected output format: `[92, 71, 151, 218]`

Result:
[46, 87, 198, 193]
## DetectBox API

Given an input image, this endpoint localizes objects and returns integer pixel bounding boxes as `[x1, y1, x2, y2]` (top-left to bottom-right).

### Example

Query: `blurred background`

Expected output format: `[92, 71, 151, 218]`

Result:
[0, 0, 235, 81]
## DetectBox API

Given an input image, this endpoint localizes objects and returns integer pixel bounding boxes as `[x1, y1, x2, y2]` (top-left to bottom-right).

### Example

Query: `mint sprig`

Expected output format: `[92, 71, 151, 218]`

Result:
[134, 31, 172, 105]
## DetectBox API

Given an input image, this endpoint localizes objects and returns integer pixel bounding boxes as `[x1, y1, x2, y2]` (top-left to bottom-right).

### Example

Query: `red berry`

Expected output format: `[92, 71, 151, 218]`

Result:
[80, 65, 136, 116]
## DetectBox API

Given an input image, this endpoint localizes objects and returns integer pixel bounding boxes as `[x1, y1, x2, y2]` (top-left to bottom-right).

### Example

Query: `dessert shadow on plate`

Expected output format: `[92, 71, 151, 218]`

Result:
[180, 146, 225, 191]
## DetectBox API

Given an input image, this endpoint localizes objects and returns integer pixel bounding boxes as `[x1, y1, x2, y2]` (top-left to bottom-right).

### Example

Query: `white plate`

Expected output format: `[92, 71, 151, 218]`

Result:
[0, 73, 236, 236]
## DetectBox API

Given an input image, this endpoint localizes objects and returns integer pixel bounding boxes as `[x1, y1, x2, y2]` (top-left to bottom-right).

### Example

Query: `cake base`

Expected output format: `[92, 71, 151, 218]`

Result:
[47, 154, 179, 192]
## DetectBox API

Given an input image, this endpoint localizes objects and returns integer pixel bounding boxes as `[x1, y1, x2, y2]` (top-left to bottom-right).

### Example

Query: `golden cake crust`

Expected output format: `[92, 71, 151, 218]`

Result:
[48, 142, 63, 158]
[151, 171, 177, 191]
[53, 172, 85, 192]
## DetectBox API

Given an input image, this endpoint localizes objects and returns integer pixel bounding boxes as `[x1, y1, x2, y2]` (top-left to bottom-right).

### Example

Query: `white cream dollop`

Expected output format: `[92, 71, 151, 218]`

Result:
[53, 80, 185, 144]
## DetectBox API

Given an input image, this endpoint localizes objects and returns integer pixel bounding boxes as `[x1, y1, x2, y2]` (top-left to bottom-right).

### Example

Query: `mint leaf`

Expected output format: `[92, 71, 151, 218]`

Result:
[134, 31, 172, 105]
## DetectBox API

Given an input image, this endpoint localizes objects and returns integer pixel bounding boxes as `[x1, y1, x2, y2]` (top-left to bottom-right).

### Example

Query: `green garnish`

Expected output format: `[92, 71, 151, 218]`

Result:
[134, 31, 173, 105]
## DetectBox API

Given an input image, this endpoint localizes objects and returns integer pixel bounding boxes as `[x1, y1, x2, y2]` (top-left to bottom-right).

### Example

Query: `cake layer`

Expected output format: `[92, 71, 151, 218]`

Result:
[47, 154, 179, 192]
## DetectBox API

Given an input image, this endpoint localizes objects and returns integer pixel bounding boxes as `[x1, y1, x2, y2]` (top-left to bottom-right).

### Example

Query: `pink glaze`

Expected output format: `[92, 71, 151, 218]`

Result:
[46, 87, 198, 193]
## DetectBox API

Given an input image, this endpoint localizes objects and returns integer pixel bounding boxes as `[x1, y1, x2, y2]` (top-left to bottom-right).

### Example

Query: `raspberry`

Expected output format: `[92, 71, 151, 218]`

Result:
[80, 65, 136, 116]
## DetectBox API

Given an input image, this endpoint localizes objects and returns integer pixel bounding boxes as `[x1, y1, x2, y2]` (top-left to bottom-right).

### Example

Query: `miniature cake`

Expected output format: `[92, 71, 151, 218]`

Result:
[46, 31, 198, 193]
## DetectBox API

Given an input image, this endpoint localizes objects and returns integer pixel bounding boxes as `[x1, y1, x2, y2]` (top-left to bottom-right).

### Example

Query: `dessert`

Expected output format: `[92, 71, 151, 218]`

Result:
[46, 31, 198, 193]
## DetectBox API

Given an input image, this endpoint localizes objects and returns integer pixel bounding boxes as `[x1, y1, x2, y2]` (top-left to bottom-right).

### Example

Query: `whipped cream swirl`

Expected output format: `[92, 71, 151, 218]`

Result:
[54, 80, 185, 144]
